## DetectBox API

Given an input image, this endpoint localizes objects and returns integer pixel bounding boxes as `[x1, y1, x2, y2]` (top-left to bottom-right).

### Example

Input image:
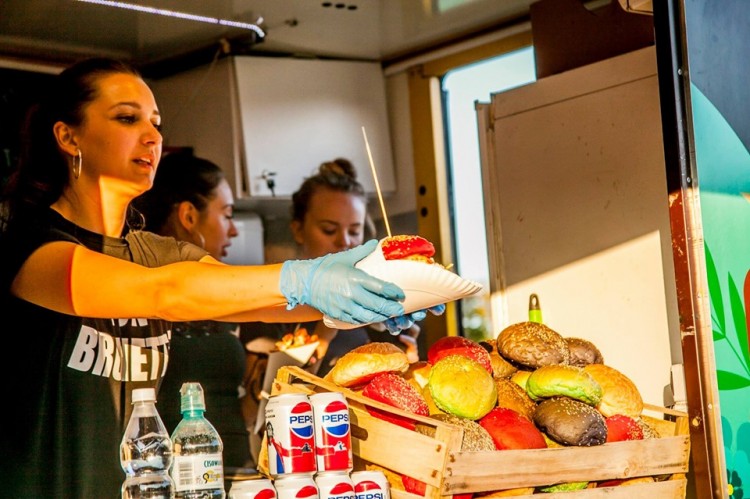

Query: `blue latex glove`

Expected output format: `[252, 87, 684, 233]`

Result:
[383, 303, 447, 335]
[280, 240, 406, 325]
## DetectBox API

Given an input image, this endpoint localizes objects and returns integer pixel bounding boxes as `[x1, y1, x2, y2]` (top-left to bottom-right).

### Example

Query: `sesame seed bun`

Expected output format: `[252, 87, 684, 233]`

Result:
[496, 322, 570, 369]
[583, 364, 643, 417]
[533, 397, 607, 447]
[526, 365, 603, 406]
[328, 342, 409, 388]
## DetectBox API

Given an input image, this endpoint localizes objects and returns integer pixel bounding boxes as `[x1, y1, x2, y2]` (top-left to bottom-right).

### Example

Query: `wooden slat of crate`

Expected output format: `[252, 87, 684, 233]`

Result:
[442, 436, 689, 492]
[266, 366, 690, 499]
[389, 479, 687, 499]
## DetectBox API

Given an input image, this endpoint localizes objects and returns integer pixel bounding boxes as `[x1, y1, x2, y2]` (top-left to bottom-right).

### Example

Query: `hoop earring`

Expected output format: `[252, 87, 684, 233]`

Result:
[73, 150, 82, 180]
[126, 205, 146, 232]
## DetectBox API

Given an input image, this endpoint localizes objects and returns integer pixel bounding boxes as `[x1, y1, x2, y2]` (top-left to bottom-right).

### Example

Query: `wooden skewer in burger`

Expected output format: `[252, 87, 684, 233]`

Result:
[323, 129, 482, 329]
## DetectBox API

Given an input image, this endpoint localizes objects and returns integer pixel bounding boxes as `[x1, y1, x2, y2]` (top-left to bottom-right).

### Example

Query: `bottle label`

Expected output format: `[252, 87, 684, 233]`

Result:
[172, 453, 224, 491]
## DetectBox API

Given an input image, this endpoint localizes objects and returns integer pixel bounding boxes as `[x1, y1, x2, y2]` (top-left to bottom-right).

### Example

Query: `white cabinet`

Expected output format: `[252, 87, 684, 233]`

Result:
[477, 47, 679, 407]
[150, 56, 395, 200]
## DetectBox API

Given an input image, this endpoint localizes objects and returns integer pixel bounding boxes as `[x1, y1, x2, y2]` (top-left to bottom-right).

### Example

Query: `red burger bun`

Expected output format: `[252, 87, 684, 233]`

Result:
[478, 407, 547, 450]
[362, 372, 429, 430]
[428, 336, 493, 374]
[381, 235, 435, 261]
[605, 414, 644, 443]
[401, 475, 472, 499]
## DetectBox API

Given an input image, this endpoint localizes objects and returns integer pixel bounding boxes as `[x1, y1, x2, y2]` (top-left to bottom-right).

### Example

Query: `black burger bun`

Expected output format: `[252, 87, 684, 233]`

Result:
[496, 322, 570, 369]
[565, 337, 604, 367]
[533, 397, 607, 447]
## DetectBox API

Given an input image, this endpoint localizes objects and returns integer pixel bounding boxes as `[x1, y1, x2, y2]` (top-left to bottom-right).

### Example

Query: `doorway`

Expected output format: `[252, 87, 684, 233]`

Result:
[442, 47, 536, 340]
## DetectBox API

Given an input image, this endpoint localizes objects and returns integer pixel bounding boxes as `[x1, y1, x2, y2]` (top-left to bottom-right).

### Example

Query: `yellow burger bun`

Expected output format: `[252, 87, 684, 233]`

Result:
[583, 363, 643, 417]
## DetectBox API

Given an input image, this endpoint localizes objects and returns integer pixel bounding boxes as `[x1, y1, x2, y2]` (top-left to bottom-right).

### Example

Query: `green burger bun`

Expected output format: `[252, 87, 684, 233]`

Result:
[428, 355, 497, 420]
[526, 365, 602, 405]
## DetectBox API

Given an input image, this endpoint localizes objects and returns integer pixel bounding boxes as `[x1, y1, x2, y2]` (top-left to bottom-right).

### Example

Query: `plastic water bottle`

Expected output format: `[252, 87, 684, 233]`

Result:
[170, 382, 226, 498]
[120, 387, 175, 499]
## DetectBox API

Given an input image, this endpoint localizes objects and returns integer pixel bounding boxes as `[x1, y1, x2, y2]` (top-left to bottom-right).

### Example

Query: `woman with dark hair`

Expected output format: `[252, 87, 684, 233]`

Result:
[133, 151, 252, 470]
[0, 58, 439, 497]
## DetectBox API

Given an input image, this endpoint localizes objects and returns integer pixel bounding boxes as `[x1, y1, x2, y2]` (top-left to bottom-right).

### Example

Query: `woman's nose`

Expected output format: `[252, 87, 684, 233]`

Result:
[144, 123, 163, 144]
[228, 220, 239, 238]
[336, 232, 352, 249]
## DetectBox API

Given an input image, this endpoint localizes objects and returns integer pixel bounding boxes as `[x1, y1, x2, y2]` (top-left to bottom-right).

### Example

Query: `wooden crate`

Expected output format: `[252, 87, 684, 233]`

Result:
[259, 366, 690, 499]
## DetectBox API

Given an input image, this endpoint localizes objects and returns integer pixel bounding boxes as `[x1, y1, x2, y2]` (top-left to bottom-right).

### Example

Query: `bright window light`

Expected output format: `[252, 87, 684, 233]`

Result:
[74, 0, 265, 37]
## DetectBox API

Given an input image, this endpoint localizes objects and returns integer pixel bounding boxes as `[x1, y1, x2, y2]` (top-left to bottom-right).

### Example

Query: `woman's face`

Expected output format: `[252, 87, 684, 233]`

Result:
[292, 188, 367, 259]
[195, 178, 238, 260]
[75, 72, 162, 197]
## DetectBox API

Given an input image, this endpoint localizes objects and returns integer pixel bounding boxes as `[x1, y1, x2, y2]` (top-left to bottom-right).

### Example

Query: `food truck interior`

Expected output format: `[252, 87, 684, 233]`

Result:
[3, 1, 746, 498]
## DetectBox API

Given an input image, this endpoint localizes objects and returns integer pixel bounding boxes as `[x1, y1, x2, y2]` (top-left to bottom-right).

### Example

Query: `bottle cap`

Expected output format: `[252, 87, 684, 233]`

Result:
[180, 382, 206, 413]
[132, 387, 156, 403]
[528, 293, 543, 323]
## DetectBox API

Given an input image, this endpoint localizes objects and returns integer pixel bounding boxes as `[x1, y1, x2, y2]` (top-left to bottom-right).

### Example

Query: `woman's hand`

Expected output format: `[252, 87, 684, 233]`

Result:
[280, 240, 406, 325]
[382, 303, 446, 334]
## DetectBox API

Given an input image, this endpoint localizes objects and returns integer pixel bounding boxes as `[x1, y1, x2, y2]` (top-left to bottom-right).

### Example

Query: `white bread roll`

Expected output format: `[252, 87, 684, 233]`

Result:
[327, 342, 409, 388]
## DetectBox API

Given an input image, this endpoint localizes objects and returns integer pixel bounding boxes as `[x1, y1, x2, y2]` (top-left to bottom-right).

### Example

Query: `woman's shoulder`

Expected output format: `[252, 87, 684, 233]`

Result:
[126, 230, 209, 266]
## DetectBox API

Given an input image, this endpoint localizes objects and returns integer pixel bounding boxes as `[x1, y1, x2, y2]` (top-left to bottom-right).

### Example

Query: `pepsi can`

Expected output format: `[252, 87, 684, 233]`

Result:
[315, 472, 355, 499]
[266, 393, 317, 476]
[274, 474, 319, 499]
[351, 471, 390, 499]
[229, 478, 277, 499]
[310, 392, 353, 472]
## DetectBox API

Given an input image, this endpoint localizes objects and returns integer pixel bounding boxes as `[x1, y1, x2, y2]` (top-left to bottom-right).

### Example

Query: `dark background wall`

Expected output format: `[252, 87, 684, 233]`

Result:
[0, 68, 56, 187]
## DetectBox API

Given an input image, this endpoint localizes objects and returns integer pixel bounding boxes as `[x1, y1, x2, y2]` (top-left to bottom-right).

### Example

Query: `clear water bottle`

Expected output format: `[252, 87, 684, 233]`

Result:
[120, 387, 175, 499]
[170, 382, 226, 498]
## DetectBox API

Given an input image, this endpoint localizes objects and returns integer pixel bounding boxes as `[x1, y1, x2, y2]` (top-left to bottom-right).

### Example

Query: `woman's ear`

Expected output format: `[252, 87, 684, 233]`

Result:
[52, 121, 79, 156]
[177, 200, 199, 231]
[290, 219, 305, 245]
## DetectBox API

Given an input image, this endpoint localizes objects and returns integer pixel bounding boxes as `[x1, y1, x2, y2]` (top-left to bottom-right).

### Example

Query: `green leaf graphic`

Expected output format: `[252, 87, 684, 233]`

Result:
[714, 328, 725, 341]
[716, 369, 750, 390]
[705, 244, 725, 331]
[728, 274, 750, 370]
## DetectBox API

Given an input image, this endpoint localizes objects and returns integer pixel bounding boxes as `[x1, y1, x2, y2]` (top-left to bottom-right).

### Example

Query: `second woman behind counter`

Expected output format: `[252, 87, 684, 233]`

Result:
[132, 151, 253, 470]
[239, 158, 430, 462]
[242, 158, 416, 378]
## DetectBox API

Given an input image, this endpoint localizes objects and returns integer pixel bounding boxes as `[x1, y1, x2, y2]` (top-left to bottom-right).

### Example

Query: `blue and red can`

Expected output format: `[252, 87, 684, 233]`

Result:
[266, 393, 317, 476]
[310, 392, 353, 472]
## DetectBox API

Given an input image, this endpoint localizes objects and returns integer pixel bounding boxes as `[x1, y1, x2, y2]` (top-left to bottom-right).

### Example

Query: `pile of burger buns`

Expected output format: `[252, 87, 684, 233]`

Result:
[323, 321, 663, 496]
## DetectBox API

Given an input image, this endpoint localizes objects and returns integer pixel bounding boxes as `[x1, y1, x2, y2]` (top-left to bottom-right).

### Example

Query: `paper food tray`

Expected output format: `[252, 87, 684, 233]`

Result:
[323, 242, 482, 329]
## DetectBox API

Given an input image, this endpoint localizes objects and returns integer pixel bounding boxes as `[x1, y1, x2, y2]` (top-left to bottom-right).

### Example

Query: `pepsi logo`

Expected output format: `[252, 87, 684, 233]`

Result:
[321, 400, 350, 438]
[354, 481, 380, 492]
[256, 489, 277, 499]
[354, 481, 383, 499]
[296, 485, 319, 499]
[290, 402, 314, 439]
[355, 494, 384, 499]
[328, 482, 354, 497]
